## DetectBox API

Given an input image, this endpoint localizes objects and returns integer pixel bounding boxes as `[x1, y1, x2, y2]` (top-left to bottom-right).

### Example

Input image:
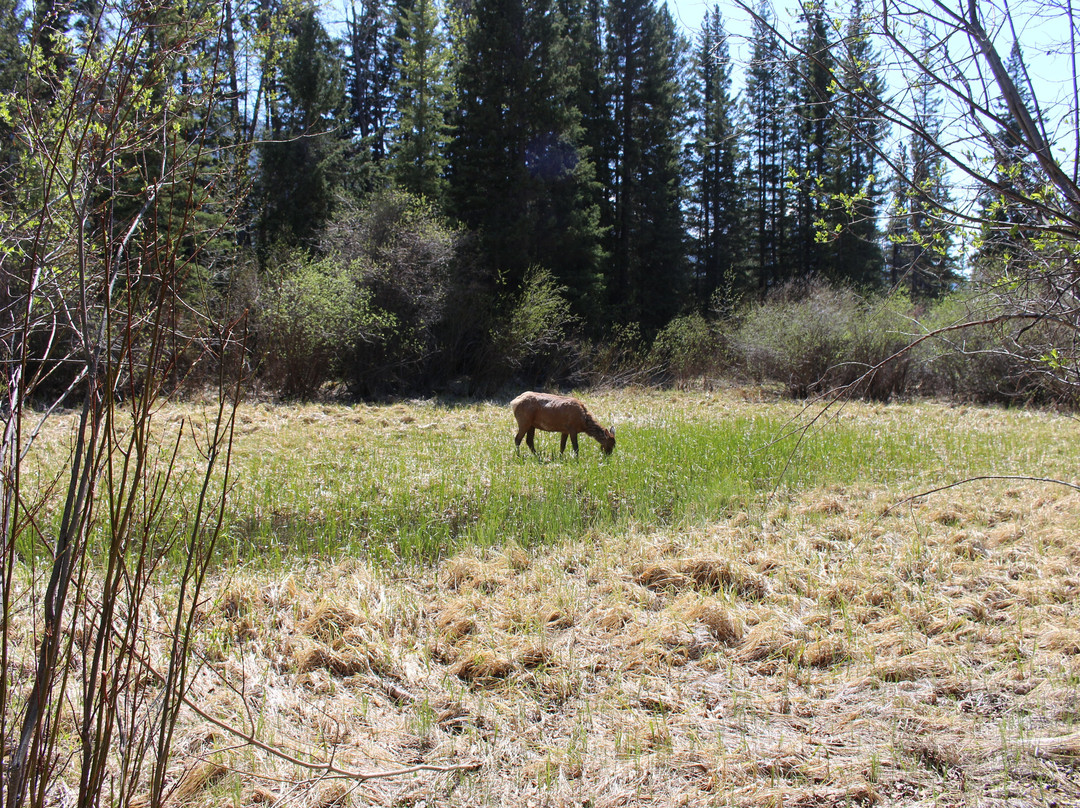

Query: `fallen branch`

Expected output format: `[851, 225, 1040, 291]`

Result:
[880, 474, 1080, 519]
[182, 692, 482, 782]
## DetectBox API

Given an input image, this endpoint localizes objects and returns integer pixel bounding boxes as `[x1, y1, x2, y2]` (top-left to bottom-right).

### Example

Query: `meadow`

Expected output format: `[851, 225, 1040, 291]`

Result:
[15, 389, 1080, 805]
[214, 389, 1070, 563]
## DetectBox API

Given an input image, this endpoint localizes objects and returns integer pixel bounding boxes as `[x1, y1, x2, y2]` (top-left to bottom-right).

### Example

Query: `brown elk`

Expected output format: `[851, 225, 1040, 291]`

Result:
[511, 392, 615, 456]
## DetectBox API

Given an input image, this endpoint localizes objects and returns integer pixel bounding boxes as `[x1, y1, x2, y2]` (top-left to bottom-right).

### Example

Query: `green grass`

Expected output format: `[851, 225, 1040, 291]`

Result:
[18, 391, 1077, 568]
[208, 392, 1080, 565]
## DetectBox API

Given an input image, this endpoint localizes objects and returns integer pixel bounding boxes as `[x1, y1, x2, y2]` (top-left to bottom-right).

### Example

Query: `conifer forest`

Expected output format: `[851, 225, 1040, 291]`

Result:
[2, 0, 1079, 401]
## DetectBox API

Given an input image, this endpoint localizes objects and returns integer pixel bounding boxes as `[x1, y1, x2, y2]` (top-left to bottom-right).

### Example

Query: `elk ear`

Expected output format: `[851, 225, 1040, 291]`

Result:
[610, 426, 616, 436]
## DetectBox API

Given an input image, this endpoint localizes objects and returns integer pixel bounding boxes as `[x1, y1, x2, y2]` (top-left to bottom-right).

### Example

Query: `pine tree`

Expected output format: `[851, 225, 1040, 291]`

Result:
[152, 0, 240, 258]
[540, 0, 606, 320]
[29, 0, 72, 93]
[686, 4, 744, 310]
[448, 0, 604, 316]
[787, 0, 834, 280]
[974, 40, 1040, 281]
[0, 0, 26, 203]
[887, 71, 959, 297]
[604, 0, 688, 330]
[257, 3, 349, 249]
[885, 143, 913, 289]
[563, 0, 610, 220]
[344, 0, 394, 191]
[388, 0, 453, 204]
[824, 0, 886, 288]
[741, 0, 791, 292]
[447, 0, 532, 283]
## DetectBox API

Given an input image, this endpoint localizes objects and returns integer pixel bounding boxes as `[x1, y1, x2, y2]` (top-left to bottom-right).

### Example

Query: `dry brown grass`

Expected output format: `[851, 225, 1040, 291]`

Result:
[13, 394, 1080, 806]
[131, 475, 1080, 807]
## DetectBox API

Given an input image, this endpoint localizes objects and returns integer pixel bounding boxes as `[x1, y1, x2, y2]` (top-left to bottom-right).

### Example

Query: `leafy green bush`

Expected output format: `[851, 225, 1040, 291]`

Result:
[648, 312, 726, 388]
[322, 190, 458, 395]
[254, 251, 389, 398]
[844, 291, 916, 400]
[488, 266, 578, 389]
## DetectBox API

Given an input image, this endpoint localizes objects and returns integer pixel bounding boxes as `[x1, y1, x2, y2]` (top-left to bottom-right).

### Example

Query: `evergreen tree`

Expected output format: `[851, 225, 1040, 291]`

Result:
[741, 0, 791, 292]
[448, 0, 604, 316]
[146, 0, 234, 258]
[388, 0, 453, 203]
[887, 71, 959, 297]
[541, 0, 607, 319]
[604, 0, 688, 330]
[974, 40, 1040, 281]
[563, 0, 610, 214]
[29, 0, 71, 93]
[686, 4, 744, 310]
[447, 0, 533, 284]
[885, 143, 913, 288]
[344, 0, 394, 191]
[257, 3, 349, 250]
[787, 0, 834, 280]
[0, 0, 26, 203]
[824, 0, 886, 288]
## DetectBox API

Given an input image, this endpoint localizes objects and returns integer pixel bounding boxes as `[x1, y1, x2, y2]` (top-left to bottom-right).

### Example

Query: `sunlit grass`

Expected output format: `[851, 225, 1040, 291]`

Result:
[205, 391, 1080, 565]
[15, 389, 1080, 806]
[19, 390, 1079, 566]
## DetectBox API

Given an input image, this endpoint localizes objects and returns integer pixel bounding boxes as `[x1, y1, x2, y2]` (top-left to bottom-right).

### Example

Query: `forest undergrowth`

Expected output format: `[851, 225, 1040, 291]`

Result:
[10, 389, 1080, 806]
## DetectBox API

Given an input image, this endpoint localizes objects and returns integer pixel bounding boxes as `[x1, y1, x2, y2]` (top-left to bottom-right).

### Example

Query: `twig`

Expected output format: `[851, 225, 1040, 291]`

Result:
[880, 474, 1080, 519]
[180, 696, 482, 781]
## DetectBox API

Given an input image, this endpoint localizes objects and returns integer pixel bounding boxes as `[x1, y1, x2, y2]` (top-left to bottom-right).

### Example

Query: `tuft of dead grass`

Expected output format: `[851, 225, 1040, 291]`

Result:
[286, 638, 375, 677]
[633, 557, 768, 600]
[802, 637, 852, 668]
[300, 601, 365, 642]
[686, 602, 744, 645]
[1017, 732, 1080, 761]
[632, 561, 691, 592]
[168, 760, 229, 804]
[440, 554, 508, 592]
[450, 648, 516, 685]
[1039, 627, 1080, 654]
[681, 557, 769, 599]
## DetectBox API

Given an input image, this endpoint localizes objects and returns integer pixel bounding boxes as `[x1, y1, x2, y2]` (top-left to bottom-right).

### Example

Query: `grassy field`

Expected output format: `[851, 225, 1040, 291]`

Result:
[16, 389, 1080, 805]
[212, 389, 1073, 563]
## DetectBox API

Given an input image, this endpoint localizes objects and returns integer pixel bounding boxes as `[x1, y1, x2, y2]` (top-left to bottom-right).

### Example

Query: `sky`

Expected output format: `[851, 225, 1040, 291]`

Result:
[664, 0, 1077, 176]
[665, 0, 713, 34]
[656, 0, 1080, 239]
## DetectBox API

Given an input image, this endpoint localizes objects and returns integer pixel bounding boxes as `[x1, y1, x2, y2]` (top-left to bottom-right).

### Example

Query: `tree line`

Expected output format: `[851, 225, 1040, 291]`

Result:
[0, 0, 1059, 399]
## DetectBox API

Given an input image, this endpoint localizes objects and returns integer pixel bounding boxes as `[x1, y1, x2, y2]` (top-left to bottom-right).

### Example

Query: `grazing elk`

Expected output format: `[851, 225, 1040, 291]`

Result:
[510, 391, 615, 456]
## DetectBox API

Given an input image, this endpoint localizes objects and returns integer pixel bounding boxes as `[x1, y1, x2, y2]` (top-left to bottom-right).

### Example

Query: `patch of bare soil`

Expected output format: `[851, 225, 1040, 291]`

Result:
[169, 483, 1080, 806]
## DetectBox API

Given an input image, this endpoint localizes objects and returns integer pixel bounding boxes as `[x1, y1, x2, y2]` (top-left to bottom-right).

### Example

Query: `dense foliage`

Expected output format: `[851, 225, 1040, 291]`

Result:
[1, 0, 1076, 402]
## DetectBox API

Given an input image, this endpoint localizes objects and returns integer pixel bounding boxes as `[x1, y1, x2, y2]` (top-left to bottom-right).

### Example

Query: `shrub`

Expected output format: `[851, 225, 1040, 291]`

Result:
[254, 251, 389, 398]
[648, 313, 726, 388]
[911, 291, 1075, 406]
[572, 322, 652, 389]
[488, 266, 578, 389]
[322, 190, 458, 395]
[732, 280, 913, 400]
[843, 291, 916, 400]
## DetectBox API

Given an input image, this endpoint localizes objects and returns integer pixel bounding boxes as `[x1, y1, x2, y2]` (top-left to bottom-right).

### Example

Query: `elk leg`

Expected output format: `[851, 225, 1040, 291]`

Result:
[526, 428, 536, 454]
[571, 433, 579, 454]
[515, 428, 526, 450]
[560, 433, 568, 453]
